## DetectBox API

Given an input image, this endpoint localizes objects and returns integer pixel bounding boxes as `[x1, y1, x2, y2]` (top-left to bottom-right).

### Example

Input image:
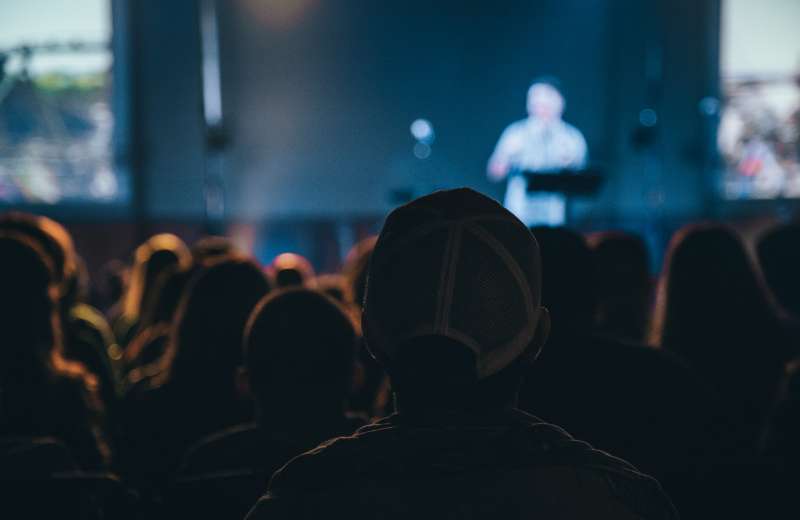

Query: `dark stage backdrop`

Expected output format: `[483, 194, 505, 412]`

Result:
[128, 0, 723, 229]
[216, 0, 613, 218]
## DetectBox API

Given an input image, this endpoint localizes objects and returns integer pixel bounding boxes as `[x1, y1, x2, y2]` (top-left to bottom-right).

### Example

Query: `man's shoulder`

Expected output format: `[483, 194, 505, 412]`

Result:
[266, 419, 391, 492]
[267, 410, 650, 484]
[255, 411, 676, 518]
[180, 423, 259, 475]
[502, 119, 531, 136]
[248, 412, 676, 520]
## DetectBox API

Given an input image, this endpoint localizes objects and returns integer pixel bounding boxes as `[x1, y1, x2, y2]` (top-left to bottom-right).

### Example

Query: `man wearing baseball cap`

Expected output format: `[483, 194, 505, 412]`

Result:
[247, 189, 677, 519]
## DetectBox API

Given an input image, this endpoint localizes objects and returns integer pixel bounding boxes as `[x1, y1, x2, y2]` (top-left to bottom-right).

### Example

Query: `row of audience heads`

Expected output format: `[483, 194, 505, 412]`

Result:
[0, 213, 373, 416]
[2, 210, 800, 409]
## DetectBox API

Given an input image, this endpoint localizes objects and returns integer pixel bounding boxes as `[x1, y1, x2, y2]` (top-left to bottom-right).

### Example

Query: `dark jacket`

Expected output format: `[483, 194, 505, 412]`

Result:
[246, 409, 677, 520]
[179, 414, 365, 478]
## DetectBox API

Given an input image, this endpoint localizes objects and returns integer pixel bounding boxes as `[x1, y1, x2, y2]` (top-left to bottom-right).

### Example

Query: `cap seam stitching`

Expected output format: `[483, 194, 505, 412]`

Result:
[433, 224, 458, 332]
[439, 223, 463, 334]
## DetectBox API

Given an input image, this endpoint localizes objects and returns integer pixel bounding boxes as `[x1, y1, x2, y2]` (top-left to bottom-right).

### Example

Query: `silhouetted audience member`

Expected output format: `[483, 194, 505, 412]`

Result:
[0, 213, 121, 444]
[0, 234, 110, 470]
[757, 222, 800, 318]
[64, 254, 125, 395]
[121, 257, 270, 488]
[124, 263, 195, 374]
[340, 235, 388, 417]
[652, 224, 793, 454]
[529, 227, 596, 343]
[588, 231, 653, 344]
[126, 236, 246, 377]
[519, 227, 717, 489]
[246, 189, 676, 520]
[114, 233, 191, 347]
[269, 253, 315, 289]
[0, 212, 78, 293]
[180, 288, 363, 478]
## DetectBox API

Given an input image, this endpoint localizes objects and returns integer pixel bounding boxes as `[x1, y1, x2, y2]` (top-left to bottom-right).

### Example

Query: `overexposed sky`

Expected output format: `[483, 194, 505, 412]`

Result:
[722, 0, 800, 77]
[0, 0, 111, 75]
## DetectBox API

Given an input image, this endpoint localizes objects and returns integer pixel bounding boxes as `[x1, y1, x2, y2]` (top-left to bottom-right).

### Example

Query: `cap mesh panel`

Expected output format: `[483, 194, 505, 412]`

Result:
[479, 220, 540, 300]
[448, 229, 528, 354]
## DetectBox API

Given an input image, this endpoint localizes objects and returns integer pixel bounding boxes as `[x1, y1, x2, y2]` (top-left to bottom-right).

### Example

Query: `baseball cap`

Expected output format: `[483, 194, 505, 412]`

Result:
[362, 188, 543, 379]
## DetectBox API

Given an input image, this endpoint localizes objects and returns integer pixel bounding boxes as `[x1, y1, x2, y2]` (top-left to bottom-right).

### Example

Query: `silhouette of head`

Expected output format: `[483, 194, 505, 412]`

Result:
[654, 224, 789, 437]
[164, 257, 271, 391]
[244, 288, 356, 414]
[654, 224, 779, 350]
[588, 231, 651, 343]
[270, 253, 315, 289]
[124, 234, 191, 322]
[530, 226, 596, 342]
[757, 223, 800, 317]
[0, 233, 96, 388]
[0, 233, 58, 376]
[0, 212, 77, 301]
[363, 189, 549, 406]
[527, 79, 564, 121]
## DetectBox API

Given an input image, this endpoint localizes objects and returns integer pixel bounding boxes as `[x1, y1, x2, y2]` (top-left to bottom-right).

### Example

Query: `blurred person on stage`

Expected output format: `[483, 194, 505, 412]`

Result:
[488, 78, 587, 226]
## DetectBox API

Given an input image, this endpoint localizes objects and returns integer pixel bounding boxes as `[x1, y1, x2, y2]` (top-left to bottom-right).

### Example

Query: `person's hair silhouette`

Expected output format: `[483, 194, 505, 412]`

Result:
[0, 213, 120, 449]
[270, 253, 315, 289]
[0, 212, 78, 298]
[245, 288, 356, 420]
[179, 288, 362, 478]
[117, 234, 191, 345]
[120, 257, 270, 485]
[652, 224, 791, 452]
[157, 257, 271, 398]
[0, 234, 109, 469]
[529, 226, 596, 343]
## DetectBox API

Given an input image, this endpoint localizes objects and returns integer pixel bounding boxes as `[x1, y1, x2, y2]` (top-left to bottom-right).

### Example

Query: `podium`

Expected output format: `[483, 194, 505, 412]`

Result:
[519, 166, 604, 225]
[522, 166, 604, 196]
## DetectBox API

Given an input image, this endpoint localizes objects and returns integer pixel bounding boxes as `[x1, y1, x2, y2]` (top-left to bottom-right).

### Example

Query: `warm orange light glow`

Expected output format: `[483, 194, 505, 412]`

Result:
[238, 0, 318, 30]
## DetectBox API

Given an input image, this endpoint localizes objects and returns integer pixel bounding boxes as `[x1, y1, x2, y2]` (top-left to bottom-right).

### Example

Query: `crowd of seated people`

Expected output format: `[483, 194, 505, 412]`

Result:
[1, 191, 799, 519]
